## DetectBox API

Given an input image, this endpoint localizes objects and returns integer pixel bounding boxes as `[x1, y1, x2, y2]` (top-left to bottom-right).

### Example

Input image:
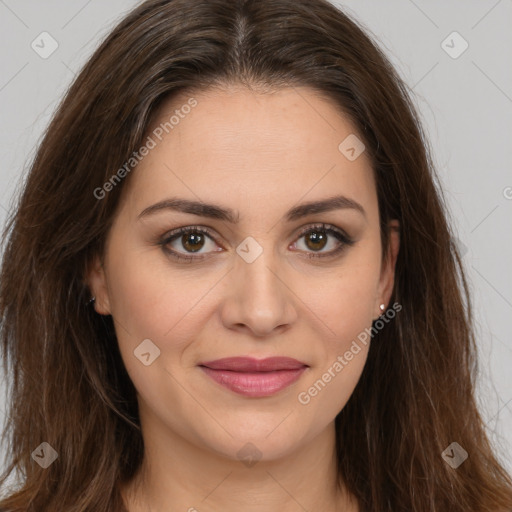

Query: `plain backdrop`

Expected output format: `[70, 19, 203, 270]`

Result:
[0, 0, 511, 486]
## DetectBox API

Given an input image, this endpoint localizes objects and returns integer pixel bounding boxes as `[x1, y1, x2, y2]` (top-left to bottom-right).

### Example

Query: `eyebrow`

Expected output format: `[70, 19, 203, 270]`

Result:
[137, 195, 366, 223]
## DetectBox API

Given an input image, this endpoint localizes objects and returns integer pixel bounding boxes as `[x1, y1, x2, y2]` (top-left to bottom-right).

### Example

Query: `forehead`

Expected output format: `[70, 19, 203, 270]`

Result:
[122, 85, 377, 219]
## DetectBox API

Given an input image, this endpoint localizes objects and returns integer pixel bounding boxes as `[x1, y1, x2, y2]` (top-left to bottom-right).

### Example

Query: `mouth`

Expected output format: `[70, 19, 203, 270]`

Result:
[198, 356, 309, 398]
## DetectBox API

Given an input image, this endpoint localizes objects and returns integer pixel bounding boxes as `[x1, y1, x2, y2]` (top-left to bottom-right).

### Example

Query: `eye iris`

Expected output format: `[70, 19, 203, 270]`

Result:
[175, 228, 334, 254]
[305, 230, 327, 251]
[182, 232, 204, 252]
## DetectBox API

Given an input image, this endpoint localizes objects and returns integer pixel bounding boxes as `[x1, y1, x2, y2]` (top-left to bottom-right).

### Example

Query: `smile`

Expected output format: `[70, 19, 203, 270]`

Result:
[198, 356, 309, 397]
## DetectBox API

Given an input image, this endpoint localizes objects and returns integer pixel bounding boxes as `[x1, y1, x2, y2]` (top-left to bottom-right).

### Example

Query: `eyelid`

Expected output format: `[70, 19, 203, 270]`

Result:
[290, 223, 355, 259]
[294, 222, 351, 241]
[160, 225, 222, 247]
[158, 222, 354, 261]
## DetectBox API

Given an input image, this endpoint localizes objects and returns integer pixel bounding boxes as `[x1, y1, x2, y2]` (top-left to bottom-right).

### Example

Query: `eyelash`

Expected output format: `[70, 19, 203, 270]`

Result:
[158, 223, 355, 263]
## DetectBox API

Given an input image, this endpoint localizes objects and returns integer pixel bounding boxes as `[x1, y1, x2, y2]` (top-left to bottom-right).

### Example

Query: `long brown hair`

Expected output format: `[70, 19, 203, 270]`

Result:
[1, 0, 511, 510]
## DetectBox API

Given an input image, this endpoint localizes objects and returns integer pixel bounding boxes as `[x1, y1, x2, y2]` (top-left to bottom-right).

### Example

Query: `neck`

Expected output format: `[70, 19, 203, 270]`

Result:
[121, 411, 358, 512]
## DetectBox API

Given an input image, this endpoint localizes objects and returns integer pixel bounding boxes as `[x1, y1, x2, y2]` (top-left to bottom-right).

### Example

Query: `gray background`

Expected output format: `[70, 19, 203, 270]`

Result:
[0, 0, 511, 486]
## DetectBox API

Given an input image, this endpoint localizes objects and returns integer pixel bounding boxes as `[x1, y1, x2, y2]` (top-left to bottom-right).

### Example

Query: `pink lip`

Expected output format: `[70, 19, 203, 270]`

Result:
[199, 357, 308, 397]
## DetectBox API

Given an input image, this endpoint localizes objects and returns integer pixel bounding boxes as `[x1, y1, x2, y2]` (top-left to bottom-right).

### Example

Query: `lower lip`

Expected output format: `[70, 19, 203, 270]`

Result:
[199, 366, 307, 397]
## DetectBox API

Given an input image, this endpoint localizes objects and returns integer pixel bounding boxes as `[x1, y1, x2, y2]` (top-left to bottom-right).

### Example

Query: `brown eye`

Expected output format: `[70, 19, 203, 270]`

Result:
[180, 231, 206, 252]
[159, 226, 222, 262]
[293, 223, 355, 259]
[304, 230, 328, 251]
[159, 223, 354, 264]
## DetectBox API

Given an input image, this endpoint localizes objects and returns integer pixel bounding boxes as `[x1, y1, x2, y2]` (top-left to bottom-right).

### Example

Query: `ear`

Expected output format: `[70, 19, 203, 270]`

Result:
[374, 219, 400, 319]
[86, 254, 111, 315]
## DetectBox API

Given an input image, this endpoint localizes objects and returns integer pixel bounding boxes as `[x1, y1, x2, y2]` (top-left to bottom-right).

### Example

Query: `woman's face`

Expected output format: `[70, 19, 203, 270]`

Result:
[89, 85, 399, 461]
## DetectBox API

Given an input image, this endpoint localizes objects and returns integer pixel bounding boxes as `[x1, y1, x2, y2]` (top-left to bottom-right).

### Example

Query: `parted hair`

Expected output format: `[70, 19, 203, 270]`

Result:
[1, 0, 512, 510]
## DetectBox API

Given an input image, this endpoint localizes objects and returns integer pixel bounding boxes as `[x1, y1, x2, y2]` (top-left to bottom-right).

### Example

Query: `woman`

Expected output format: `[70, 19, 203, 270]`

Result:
[1, 0, 511, 510]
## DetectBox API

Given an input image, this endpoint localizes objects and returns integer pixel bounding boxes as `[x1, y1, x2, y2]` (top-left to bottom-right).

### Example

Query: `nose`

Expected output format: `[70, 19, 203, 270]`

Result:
[219, 244, 298, 338]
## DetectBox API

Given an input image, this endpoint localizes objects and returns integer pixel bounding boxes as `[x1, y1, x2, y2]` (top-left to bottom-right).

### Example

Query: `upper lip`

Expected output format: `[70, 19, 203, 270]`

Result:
[199, 357, 308, 372]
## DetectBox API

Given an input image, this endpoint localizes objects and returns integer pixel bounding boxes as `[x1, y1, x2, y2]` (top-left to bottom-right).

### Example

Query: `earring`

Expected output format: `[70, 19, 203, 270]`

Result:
[379, 304, 385, 312]
[87, 296, 96, 306]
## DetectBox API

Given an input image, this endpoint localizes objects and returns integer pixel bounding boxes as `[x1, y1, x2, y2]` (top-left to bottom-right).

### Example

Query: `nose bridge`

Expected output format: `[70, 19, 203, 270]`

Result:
[221, 235, 297, 336]
[238, 238, 280, 296]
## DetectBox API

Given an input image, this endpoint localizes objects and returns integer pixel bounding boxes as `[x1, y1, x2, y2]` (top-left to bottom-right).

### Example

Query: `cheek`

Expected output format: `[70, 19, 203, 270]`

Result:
[104, 246, 230, 387]
[303, 251, 381, 346]
[296, 277, 374, 424]
[104, 253, 209, 406]
[293, 249, 380, 413]
[106, 241, 211, 336]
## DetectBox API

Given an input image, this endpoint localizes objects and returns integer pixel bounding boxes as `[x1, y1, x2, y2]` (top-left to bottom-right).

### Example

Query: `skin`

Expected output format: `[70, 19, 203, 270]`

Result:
[88, 84, 400, 512]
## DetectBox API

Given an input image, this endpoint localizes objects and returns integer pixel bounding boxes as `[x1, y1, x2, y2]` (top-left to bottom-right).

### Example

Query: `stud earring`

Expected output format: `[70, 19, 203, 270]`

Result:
[87, 296, 96, 306]
[379, 304, 385, 312]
